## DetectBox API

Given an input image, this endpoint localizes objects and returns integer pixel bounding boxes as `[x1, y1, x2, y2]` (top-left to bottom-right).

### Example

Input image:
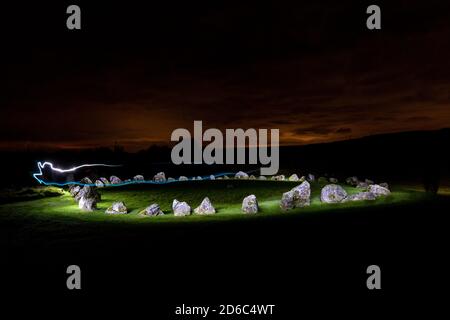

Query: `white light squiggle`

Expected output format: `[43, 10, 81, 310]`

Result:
[33, 161, 121, 186]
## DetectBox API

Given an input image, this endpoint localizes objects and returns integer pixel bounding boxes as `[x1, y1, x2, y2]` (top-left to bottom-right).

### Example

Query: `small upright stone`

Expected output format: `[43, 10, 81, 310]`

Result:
[210, 175, 216, 180]
[110, 175, 122, 184]
[280, 181, 311, 210]
[99, 177, 110, 185]
[105, 201, 128, 214]
[179, 176, 188, 181]
[153, 172, 166, 182]
[307, 173, 315, 182]
[140, 203, 164, 216]
[259, 176, 267, 180]
[95, 180, 105, 188]
[242, 195, 259, 214]
[81, 177, 93, 184]
[235, 171, 249, 179]
[172, 199, 191, 217]
[288, 174, 300, 181]
[320, 184, 348, 203]
[194, 197, 216, 215]
[368, 184, 391, 197]
[133, 175, 145, 181]
[329, 177, 338, 183]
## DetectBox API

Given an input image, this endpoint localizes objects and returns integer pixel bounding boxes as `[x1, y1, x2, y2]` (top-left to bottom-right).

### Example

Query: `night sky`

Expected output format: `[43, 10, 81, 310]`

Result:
[1, 1, 450, 151]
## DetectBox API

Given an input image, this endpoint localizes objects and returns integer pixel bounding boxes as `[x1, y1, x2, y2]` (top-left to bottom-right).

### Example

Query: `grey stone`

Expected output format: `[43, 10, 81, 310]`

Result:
[329, 177, 338, 183]
[259, 176, 267, 180]
[141, 203, 164, 216]
[178, 176, 188, 181]
[307, 174, 315, 182]
[79, 196, 97, 211]
[272, 175, 285, 181]
[288, 174, 300, 181]
[95, 180, 105, 188]
[133, 175, 145, 181]
[110, 176, 122, 184]
[81, 177, 93, 185]
[368, 184, 391, 197]
[280, 181, 311, 210]
[343, 192, 377, 202]
[172, 199, 191, 216]
[99, 177, 110, 185]
[210, 175, 216, 180]
[153, 172, 166, 182]
[194, 197, 216, 215]
[235, 171, 249, 179]
[105, 201, 128, 214]
[320, 184, 348, 203]
[242, 195, 259, 214]
[69, 185, 81, 197]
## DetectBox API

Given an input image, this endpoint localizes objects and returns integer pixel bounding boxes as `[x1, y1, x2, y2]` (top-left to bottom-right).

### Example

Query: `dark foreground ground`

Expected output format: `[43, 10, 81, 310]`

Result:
[1, 184, 448, 318]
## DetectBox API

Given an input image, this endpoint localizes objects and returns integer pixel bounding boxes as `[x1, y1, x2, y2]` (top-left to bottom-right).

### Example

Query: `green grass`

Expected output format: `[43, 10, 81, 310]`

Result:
[0, 180, 425, 226]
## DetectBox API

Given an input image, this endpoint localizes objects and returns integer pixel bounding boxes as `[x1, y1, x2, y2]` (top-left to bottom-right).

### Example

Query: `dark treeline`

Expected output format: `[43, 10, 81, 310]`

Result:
[1, 129, 449, 189]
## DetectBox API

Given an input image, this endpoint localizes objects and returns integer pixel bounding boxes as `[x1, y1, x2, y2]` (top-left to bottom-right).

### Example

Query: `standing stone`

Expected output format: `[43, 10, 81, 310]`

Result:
[307, 174, 315, 182]
[110, 176, 122, 184]
[329, 177, 338, 183]
[368, 184, 391, 197]
[210, 175, 216, 180]
[69, 185, 81, 197]
[95, 180, 105, 188]
[81, 177, 93, 184]
[288, 174, 300, 181]
[320, 184, 348, 203]
[105, 201, 128, 214]
[133, 175, 145, 181]
[242, 195, 259, 214]
[79, 196, 97, 211]
[153, 172, 166, 182]
[99, 177, 110, 185]
[273, 175, 285, 181]
[172, 199, 191, 216]
[343, 192, 377, 202]
[179, 176, 188, 181]
[249, 175, 256, 180]
[77, 185, 101, 210]
[235, 171, 249, 179]
[194, 197, 216, 215]
[140, 203, 164, 216]
[280, 181, 311, 210]
[167, 177, 175, 182]
[196, 176, 203, 180]
[224, 175, 230, 179]
[259, 176, 267, 180]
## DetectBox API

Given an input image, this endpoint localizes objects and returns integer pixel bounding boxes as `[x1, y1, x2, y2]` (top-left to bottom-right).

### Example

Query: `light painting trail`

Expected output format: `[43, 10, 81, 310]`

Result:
[32, 161, 237, 187]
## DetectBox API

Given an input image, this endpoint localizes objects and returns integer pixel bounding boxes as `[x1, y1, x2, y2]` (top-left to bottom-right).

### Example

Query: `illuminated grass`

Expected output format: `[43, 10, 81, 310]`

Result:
[0, 180, 425, 226]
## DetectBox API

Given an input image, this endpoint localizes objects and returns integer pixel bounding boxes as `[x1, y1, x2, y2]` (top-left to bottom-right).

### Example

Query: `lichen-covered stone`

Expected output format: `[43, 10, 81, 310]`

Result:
[320, 184, 348, 203]
[368, 184, 391, 197]
[280, 181, 311, 210]
[194, 197, 216, 215]
[172, 199, 191, 216]
[242, 194, 259, 214]
[140, 203, 164, 216]
[105, 201, 128, 214]
[235, 171, 249, 179]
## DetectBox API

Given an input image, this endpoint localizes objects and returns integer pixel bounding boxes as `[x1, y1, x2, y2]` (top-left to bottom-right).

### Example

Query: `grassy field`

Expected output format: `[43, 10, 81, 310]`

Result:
[0, 180, 425, 226]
